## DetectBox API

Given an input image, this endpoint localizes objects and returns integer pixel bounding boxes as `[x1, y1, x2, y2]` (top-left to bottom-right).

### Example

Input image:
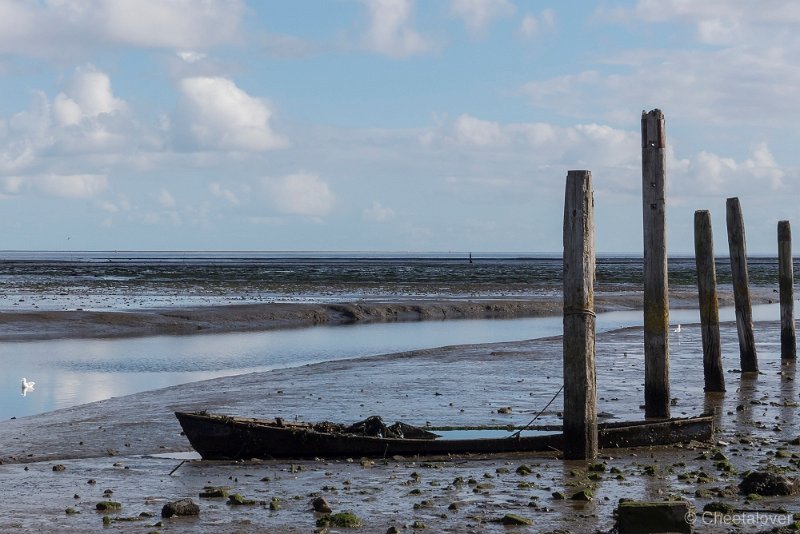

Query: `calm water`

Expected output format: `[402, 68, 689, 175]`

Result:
[3, 301, 785, 420]
[0, 252, 793, 419]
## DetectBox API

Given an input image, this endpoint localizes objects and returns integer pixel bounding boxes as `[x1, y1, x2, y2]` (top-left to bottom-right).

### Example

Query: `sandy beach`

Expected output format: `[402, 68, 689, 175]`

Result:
[0, 285, 797, 532]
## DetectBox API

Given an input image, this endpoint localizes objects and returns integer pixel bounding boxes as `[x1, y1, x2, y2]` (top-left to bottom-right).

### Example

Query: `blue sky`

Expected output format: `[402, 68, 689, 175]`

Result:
[0, 0, 798, 254]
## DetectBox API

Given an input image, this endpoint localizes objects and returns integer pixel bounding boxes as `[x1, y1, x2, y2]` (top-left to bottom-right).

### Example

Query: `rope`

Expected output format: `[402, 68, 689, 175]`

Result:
[509, 384, 564, 439]
[562, 308, 596, 318]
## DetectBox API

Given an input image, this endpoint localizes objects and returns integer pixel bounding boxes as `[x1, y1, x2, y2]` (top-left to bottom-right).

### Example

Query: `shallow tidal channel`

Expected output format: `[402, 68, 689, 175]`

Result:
[2, 301, 787, 420]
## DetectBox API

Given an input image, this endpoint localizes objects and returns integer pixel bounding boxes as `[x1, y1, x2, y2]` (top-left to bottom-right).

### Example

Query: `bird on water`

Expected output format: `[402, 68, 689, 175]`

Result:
[21, 377, 35, 396]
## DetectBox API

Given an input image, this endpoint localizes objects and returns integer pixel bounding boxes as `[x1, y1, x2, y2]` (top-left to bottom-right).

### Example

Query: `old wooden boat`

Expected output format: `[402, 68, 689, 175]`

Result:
[175, 411, 714, 460]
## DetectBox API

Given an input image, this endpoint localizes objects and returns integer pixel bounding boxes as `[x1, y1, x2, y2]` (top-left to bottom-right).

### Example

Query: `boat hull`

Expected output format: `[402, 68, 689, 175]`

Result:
[175, 412, 714, 460]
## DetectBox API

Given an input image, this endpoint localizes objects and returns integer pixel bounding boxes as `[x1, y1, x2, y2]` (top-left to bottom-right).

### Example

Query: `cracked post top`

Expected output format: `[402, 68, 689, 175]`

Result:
[641, 109, 665, 149]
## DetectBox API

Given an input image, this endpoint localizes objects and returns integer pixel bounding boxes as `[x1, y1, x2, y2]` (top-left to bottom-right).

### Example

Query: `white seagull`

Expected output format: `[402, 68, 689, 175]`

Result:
[673, 324, 682, 333]
[21, 377, 35, 396]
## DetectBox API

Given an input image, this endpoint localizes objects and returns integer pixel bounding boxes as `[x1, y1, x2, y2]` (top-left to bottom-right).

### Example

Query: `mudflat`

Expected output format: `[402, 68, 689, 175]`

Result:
[0, 285, 775, 341]
[0, 291, 796, 532]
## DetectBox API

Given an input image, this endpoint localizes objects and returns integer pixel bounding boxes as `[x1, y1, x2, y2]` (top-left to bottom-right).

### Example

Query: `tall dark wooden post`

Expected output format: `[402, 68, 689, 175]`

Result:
[563, 170, 598, 460]
[694, 210, 725, 391]
[725, 197, 758, 372]
[778, 221, 796, 360]
[641, 109, 670, 418]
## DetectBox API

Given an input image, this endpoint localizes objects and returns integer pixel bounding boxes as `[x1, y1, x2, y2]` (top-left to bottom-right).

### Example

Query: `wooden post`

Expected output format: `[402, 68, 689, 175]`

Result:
[694, 210, 725, 391]
[778, 221, 796, 360]
[641, 109, 670, 418]
[563, 170, 598, 460]
[725, 197, 758, 372]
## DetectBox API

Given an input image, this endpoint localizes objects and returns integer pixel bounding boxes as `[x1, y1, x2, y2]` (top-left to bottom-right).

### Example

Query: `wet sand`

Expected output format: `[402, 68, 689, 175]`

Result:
[1, 308, 798, 532]
[0, 285, 776, 341]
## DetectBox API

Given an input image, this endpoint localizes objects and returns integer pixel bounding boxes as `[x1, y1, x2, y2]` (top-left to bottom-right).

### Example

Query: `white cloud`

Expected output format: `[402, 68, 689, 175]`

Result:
[555, 1, 800, 129]
[52, 65, 127, 126]
[362, 0, 433, 58]
[519, 9, 555, 39]
[0, 176, 24, 195]
[36, 173, 109, 198]
[98, 0, 243, 49]
[521, 44, 800, 129]
[363, 200, 396, 222]
[98, 200, 121, 213]
[632, 0, 800, 45]
[176, 51, 208, 64]
[157, 188, 176, 208]
[0, 65, 135, 186]
[672, 142, 786, 196]
[426, 114, 639, 169]
[209, 182, 240, 204]
[0, 0, 244, 58]
[454, 114, 505, 146]
[451, 0, 516, 34]
[1, 173, 108, 199]
[264, 172, 335, 217]
[176, 76, 288, 151]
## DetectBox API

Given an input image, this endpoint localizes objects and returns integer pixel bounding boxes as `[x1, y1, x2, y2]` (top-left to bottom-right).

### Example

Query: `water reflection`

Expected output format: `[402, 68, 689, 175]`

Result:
[3, 302, 785, 420]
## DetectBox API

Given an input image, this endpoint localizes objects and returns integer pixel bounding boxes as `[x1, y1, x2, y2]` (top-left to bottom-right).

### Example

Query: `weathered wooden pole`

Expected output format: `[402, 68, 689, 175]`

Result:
[694, 210, 725, 391]
[725, 197, 758, 372]
[641, 109, 670, 418]
[563, 169, 598, 461]
[778, 220, 796, 360]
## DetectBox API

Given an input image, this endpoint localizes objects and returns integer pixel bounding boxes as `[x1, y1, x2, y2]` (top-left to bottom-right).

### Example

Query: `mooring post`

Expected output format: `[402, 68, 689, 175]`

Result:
[562, 169, 598, 461]
[641, 109, 670, 418]
[694, 210, 725, 391]
[778, 221, 796, 360]
[725, 197, 758, 372]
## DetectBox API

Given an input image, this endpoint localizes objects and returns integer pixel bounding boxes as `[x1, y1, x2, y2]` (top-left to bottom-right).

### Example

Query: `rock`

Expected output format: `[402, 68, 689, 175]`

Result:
[570, 489, 593, 501]
[516, 464, 532, 476]
[615, 500, 693, 534]
[52, 464, 66, 472]
[228, 493, 256, 506]
[199, 488, 227, 498]
[713, 485, 739, 498]
[95, 501, 122, 512]
[387, 527, 400, 534]
[500, 513, 533, 525]
[552, 491, 566, 500]
[64, 507, 78, 515]
[312, 496, 332, 513]
[739, 471, 797, 496]
[497, 407, 512, 414]
[703, 501, 734, 514]
[316, 512, 363, 528]
[161, 498, 199, 518]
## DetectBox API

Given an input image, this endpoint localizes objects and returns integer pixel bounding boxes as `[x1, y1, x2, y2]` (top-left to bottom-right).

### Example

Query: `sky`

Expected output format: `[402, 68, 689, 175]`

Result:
[0, 0, 798, 255]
